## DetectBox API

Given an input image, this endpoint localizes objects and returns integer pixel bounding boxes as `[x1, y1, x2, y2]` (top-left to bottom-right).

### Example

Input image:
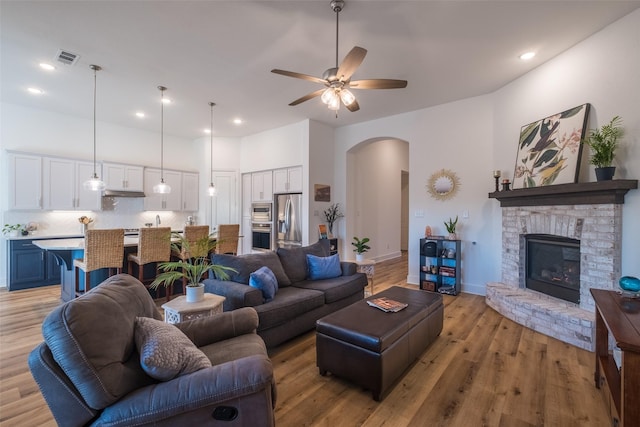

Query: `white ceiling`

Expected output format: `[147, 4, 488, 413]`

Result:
[2, 1, 638, 140]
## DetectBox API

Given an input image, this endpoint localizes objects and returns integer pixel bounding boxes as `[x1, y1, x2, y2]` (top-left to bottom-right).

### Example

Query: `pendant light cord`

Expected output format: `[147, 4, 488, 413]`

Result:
[210, 102, 215, 185]
[159, 86, 166, 182]
[91, 65, 101, 177]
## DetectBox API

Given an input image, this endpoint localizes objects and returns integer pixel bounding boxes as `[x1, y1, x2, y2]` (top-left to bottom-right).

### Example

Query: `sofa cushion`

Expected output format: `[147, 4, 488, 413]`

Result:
[277, 241, 328, 283]
[212, 251, 291, 286]
[252, 286, 325, 331]
[41, 274, 162, 409]
[294, 272, 368, 304]
[249, 266, 278, 302]
[307, 253, 341, 280]
[134, 317, 211, 381]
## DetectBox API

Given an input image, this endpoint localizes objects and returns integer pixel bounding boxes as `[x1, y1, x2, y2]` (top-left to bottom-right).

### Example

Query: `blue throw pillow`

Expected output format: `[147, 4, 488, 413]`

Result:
[249, 266, 278, 302]
[306, 253, 341, 280]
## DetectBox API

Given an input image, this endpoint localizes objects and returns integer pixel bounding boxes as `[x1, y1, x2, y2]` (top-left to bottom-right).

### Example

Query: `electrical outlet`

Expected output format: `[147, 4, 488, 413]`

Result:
[415, 210, 425, 218]
[463, 210, 469, 219]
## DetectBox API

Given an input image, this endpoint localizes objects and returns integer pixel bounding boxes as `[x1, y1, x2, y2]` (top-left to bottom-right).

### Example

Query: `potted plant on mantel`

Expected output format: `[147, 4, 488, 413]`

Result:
[351, 236, 370, 262]
[581, 115, 624, 181]
[323, 203, 344, 238]
[149, 233, 236, 303]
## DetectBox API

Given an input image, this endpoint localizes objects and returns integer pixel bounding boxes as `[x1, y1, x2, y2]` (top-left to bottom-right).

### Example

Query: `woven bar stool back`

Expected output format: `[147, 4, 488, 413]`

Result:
[180, 225, 210, 260]
[74, 229, 124, 297]
[215, 224, 240, 255]
[127, 227, 171, 288]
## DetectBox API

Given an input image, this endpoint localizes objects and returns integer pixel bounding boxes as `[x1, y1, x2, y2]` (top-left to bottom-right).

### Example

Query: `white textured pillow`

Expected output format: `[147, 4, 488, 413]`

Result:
[134, 317, 211, 381]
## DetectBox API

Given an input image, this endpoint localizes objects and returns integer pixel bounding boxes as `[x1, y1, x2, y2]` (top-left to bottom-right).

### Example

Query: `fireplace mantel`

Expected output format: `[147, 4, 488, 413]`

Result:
[488, 179, 637, 207]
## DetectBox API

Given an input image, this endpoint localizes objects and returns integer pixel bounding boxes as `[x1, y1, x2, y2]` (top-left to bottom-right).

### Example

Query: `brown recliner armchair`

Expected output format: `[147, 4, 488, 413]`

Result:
[28, 274, 276, 427]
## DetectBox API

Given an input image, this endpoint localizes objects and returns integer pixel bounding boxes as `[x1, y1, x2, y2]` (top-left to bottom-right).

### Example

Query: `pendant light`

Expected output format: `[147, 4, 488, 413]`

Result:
[207, 102, 217, 197]
[83, 64, 106, 191]
[153, 86, 171, 194]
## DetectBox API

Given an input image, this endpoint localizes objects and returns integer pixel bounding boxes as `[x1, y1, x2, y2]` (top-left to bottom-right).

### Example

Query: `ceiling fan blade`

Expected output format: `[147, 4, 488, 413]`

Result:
[349, 79, 408, 89]
[289, 89, 325, 106]
[346, 99, 360, 112]
[336, 46, 367, 81]
[271, 69, 327, 85]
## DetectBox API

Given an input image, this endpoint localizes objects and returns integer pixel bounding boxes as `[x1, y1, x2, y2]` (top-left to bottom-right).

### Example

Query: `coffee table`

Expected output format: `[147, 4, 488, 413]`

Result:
[316, 286, 444, 400]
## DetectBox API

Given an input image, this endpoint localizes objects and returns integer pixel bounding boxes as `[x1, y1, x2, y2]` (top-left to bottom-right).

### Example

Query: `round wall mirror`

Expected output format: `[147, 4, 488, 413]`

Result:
[427, 169, 460, 201]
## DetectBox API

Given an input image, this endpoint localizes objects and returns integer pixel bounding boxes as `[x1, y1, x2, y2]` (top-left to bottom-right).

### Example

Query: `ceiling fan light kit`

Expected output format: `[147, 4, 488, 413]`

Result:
[271, 0, 407, 113]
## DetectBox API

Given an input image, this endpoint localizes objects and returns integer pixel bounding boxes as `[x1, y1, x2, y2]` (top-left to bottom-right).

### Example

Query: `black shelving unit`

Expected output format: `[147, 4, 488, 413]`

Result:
[419, 238, 461, 295]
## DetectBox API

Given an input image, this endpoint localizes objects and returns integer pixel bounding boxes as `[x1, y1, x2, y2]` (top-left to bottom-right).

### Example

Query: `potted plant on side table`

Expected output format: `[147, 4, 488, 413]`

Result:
[352, 236, 370, 262]
[582, 115, 624, 181]
[149, 233, 235, 303]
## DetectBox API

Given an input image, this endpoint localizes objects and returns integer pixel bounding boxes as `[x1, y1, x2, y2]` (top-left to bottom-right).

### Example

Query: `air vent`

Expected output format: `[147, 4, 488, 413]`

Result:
[55, 49, 80, 65]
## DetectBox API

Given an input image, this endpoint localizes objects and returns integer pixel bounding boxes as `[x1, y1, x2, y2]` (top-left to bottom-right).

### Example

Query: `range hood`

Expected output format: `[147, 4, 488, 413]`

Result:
[102, 190, 146, 198]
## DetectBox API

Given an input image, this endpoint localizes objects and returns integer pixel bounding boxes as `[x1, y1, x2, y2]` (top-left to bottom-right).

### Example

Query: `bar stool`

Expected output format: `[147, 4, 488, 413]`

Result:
[215, 224, 240, 255]
[177, 225, 210, 291]
[127, 227, 171, 299]
[74, 229, 124, 297]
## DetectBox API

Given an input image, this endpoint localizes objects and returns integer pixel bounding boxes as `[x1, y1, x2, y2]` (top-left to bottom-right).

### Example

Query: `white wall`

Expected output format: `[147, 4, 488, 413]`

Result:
[308, 120, 335, 247]
[240, 120, 306, 173]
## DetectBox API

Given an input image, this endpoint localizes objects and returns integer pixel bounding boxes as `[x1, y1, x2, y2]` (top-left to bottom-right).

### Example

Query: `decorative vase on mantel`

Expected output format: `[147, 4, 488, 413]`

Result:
[448, 232, 457, 240]
[595, 166, 616, 182]
[186, 284, 205, 303]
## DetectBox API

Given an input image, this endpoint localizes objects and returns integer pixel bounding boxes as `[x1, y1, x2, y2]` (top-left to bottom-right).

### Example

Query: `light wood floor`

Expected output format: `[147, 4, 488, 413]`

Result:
[0, 253, 609, 426]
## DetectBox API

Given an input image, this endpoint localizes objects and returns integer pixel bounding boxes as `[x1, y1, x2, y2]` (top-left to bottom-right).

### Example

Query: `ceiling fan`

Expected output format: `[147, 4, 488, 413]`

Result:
[271, 0, 407, 113]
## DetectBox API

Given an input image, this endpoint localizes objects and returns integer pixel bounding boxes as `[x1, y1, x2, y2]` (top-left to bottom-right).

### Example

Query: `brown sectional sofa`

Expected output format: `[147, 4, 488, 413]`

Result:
[203, 241, 368, 348]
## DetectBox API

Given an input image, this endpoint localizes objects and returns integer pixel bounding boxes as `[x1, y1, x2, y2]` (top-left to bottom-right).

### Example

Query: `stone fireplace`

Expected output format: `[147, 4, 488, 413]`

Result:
[485, 180, 637, 351]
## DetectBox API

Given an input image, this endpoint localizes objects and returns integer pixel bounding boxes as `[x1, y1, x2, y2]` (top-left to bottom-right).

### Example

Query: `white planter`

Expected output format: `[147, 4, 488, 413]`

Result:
[186, 284, 205, 303]
[356, 253, 364, 262]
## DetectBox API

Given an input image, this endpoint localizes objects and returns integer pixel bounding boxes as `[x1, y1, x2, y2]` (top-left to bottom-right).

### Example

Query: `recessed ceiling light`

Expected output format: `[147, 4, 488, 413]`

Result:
[39, 62, 55, 71]
[204, 129, 211, 134]
[519, 52, 536, 60]
[161, 98, 171, 104]
[27, 87, 44, 95]
[233, 118, 243, 125]
[135, 112, 145, 118]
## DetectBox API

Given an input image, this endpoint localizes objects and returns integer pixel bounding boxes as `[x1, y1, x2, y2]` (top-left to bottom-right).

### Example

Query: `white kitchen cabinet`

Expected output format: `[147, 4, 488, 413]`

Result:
[251, 170, 273, 202]
[103, 162, 144, 191]
[143, 168, 187, 211]
[273, 166, 302, 193]
[43, 158, 101, 210]
[8, 152, 42, 210]
[181, 172, 199, 211]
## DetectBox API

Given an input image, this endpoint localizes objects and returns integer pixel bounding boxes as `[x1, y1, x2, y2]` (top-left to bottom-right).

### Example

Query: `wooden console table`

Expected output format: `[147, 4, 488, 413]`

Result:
[591, 289, 640, 427]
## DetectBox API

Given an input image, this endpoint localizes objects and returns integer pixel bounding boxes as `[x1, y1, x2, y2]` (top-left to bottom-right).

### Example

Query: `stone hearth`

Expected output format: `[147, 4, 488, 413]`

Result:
[485, 181, 636, 351]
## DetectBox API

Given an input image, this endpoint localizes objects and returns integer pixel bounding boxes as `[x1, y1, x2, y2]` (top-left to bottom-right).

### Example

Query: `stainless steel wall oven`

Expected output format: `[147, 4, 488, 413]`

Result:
[251, 203, 273, 251]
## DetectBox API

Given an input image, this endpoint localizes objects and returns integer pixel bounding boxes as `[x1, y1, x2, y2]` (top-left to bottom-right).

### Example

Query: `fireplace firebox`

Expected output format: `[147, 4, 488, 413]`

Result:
[524, 234, 580, 304]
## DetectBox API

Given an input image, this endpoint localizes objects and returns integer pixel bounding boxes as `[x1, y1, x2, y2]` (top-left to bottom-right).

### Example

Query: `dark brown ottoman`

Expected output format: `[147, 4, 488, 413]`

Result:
[316, 286, 444, 401]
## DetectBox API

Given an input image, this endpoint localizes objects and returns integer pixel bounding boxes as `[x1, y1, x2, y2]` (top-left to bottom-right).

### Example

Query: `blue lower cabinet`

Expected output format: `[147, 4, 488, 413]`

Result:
[8, 239, 60, 291]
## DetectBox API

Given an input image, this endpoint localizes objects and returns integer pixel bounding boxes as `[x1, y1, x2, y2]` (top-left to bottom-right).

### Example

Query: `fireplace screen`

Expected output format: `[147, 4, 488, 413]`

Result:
[525, 234, 580, 304]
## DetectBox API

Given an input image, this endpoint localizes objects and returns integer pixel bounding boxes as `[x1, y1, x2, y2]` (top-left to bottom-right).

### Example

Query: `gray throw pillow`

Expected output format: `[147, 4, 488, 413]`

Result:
[134, 317, 211, 381]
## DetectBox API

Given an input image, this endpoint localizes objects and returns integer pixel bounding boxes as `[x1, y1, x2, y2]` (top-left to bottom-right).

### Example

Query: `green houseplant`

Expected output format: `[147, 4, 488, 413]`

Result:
[351, 236, 370, 261]
[149, 232, 236, 302]
[444, 216, 458, 240]
[582, 115, 624, 181]
[2, 223, 25, 237]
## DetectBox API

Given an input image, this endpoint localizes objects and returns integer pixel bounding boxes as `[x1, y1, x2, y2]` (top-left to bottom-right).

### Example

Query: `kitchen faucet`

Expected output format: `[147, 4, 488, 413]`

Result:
[155, 215, 161, 227]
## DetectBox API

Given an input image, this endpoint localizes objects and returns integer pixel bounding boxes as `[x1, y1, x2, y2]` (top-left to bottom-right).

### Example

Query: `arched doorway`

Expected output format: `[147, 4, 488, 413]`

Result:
[345, 138, 409, 262]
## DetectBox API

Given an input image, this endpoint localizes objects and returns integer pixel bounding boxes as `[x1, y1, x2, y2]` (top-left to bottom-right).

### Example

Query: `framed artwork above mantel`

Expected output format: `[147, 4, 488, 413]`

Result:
[512, 103, 590, 189]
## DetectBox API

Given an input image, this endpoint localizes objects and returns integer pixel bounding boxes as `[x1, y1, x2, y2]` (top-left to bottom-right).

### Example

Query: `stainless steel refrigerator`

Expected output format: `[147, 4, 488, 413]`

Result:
[275, 193, 302, 249]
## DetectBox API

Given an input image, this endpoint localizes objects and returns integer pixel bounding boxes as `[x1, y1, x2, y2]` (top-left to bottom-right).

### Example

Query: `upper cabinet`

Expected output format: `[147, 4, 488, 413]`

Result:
[273, 166, 302, 193]
[144, 168, 197, 211]
[8, 153, 42, 210]
[251, 170, 273, 202]
[181, 172, 199, 212]
[42, 157, 101, 210]
[103, 162, 144, 192]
